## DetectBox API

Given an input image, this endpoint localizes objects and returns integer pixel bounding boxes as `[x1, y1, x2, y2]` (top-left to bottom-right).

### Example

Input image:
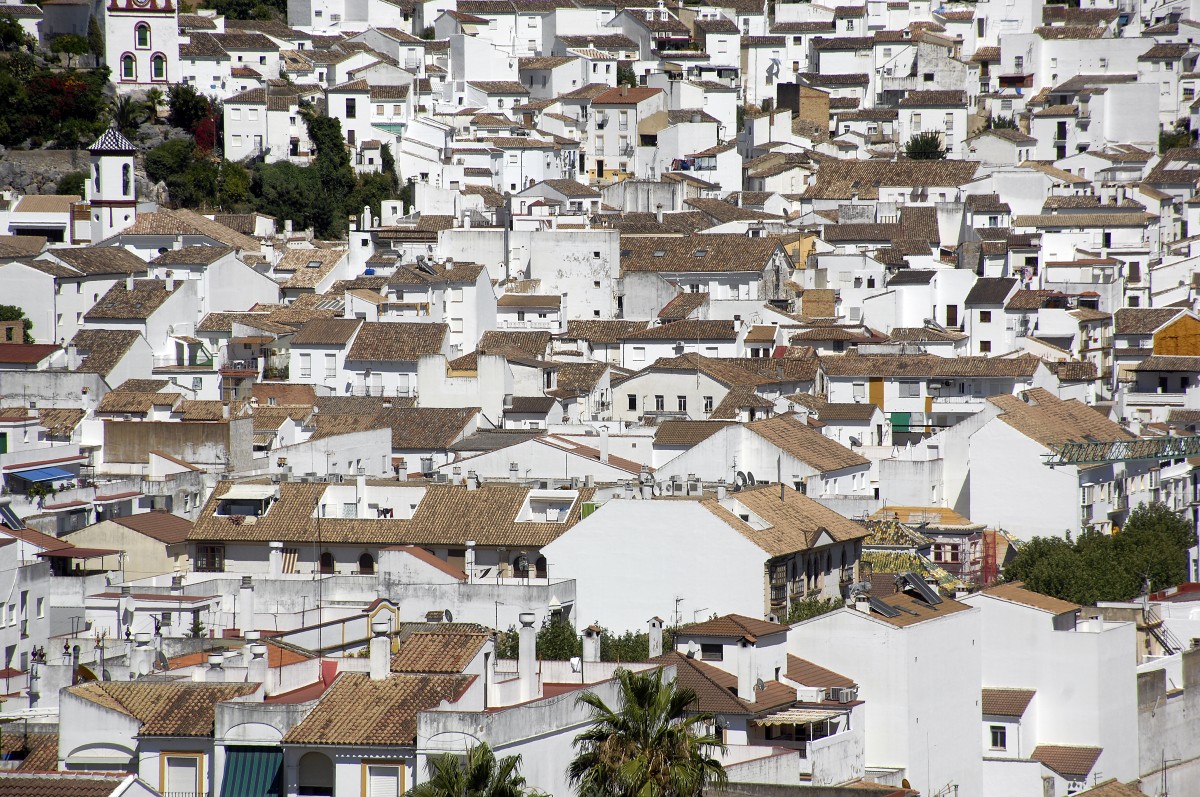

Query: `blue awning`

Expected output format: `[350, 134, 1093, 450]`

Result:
[12, 466, 74, 483]
[221, 747, 283, 797]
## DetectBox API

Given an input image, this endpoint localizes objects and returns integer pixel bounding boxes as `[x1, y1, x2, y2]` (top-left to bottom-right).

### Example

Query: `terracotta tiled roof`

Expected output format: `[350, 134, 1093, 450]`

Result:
[624, 320, 737, 341]
[1031, 745, 1102, 779]
[983, 581, 1081, 615]
[821, 352, 1041, 378]
[391, 629, 489, 673]
[0, 344, 59, 365]
[0, 774, 131, 797]
[592, 86, 664, 105]
[121, 208, 260, 251]
[36, 408, 85, 437]
[283, 672, 472, 745]
[479, 330, 551, 358]
[373, 407, 479, 449]
[618, 232, 783, 277]
[652, 652, 797, 715]
[345, 321, 446, 361]
[786, 655, 855, 688]
[1113, 307, 1184, 335]
[85, 280, 174, 321]
[70, 329, 141, 376]
[111, 511, 193, 544]
[566, 320, 649, 343]
[703, 483, 871, 556]
[46, 247, 146, 276]
[291, 318, 362, 346]
[746, 414, 869, 473]
[555, 362, 608, 395]
[804, 160, 980, 200]
[654, 419, 736, 446]
[682, 613, 789, 640]
[988, 389, 1132, 450]
[981, 687, 1036, 717]
[66, 681, 258, 736]
[149, 245, 232, 265]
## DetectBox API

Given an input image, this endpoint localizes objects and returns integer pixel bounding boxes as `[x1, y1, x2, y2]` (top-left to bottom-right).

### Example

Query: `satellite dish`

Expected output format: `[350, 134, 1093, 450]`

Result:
[101, 669, 112, 681]
[735, 471, 748, 487]
[755, 678, 766, 692]
[75, 665, 98, 682]
[686, 641, 699, 658]
[746, 472, 756, 485]
[444, 610, 454, 623]
[154, 651, 169, 671]
[569, 656, 582, 673]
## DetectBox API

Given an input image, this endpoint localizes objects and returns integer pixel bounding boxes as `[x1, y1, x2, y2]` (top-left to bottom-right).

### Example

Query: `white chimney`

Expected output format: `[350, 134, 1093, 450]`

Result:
[655, 204, 664, 224]
[268, 542, 283, 577]
[125, 274, 134, 292]
[582, 625, 602, 663]
[716, 479, 727, 501]
[854, 593, 871, 614]
[508, 462, 520, 482]
[518, 612, 537, 701]
[237, 576, 255, 634]
[129, 633, 154, 677]
[737, 639, 756, 703]
[648, 616, 664, 658]
[599, 427, 610, 464]
[465, 540, 476, 582]
[466, 469, 478, 490]
[369, 620, 391, 681]
[206, 652, 225, 682]
[247, 642, 268, 687]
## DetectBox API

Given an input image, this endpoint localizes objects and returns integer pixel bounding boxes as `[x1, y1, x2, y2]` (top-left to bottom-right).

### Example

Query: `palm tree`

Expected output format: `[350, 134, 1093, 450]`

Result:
[110, 95, 149, 138]
[407, 743, 533, 797]
[569, 667, 727, 797]
[145, 88, 165, 123]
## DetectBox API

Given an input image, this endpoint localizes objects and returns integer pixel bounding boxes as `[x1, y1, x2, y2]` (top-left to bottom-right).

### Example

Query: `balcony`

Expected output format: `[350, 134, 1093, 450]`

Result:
[499, 319, 559, 330]
[350, 386, 415, 398]
[153, 354, 214, 371]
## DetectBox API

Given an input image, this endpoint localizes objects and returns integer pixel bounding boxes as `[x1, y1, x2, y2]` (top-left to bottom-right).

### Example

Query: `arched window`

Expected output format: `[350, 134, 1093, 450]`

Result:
[135, 23, 150, 49]
[120, 53, 135, 80]
[121, 164, 131, 196]
[535, 556, 547, 579]
[297, 751, 334, 797]
[151, 53, 166, 80]
[319, 551, 334, 574]
[358, 552, 375, 575]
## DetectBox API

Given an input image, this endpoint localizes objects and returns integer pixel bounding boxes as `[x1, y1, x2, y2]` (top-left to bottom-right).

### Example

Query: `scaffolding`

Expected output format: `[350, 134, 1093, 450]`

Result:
[1042, 436, 1200, 467]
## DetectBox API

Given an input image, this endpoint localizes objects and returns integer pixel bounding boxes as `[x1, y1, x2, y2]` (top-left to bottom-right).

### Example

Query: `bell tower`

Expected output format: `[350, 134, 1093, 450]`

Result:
[86, 127, 138, 243]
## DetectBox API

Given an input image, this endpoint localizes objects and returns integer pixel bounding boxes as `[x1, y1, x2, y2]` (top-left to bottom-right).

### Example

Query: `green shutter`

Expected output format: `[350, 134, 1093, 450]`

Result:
[581, 502, 597, 519]
[889, 411, 912, 432]
[220, 747, 283, 797]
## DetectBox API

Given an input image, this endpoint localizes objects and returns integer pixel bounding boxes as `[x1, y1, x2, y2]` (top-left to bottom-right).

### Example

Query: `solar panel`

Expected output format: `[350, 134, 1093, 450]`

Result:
[0, 503, 25, 531]
[868, 596, 901, 618]
[899, 572, 943, 605]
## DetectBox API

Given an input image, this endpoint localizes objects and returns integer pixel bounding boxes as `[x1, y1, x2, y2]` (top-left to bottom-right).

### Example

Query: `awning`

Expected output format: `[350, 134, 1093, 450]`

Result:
[752, 707, 848, 726]
[220, 484, 277, 501]
[11, 466, 74, 482]
[37, 546, 120, 560]
[221, 746, 283, 797]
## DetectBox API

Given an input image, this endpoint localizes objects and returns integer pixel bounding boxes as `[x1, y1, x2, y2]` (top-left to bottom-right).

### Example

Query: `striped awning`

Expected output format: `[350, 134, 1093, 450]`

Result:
[220, 746, 283, 797]
[752, 706, 847, 727]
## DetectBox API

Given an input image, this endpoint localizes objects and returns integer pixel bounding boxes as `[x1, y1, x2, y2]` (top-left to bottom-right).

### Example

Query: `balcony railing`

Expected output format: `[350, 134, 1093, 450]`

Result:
[153, 355, 215, 370]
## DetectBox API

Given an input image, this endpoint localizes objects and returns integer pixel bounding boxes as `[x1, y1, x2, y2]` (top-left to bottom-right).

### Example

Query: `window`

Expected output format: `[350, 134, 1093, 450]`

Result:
[122, 164, 131, 196]
[677, 395, 687, 412]
[1186, 87, 1196, 101]
[1014, 56, 1023, 72]
[365, 764, 403, 797]
[346, 98, 357, 118]
[121, 53, 135, 80]
[979, 341, 992, 354]
[152, 54, 166, 80]
[632, 346, 646, 362]
[627, 394, 637, 411]
[1001, 99, 1013, 111]
[135, 23, 150, 48]
[899, 381, 920, 398]
[704, 396, 714, 413]
[979, 310, 992, 323]
[196, 544, 225, 572]
[853, 382, 865, 399]
[299, 353, 311, 379]
[700, 643, 723, 661]
[846, 19, 855, 30]
[324, 353, 336, 378]
[990, 725, 1007, 750]
[319, 551, 335, 573]
[163, 755, 201, 796]
[911, 112, 922, 132]
[654, 395, 665, 412]
[36, 598, 43, 619]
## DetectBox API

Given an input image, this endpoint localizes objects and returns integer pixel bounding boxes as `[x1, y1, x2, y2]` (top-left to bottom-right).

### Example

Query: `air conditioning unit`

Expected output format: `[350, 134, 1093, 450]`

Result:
[328, 473, 344, 483]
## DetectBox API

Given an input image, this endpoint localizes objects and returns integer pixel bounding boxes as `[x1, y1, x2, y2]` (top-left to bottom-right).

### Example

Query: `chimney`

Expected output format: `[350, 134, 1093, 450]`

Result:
[599, 426, 610, 464]
[125, 274, 134, 292]
[285, 219, 294, 235]
[623, 480, 634, 499]
[509, 462, 520, 482]
[655, 203, 664, 224]
[518, 611, 537, 701]
[363, 204, 371, 230]
[737, 639, 756, 703]
[464, 212, 472, 229]
[716, 479, 727, 501]
[369, 620, 392, 681]
[247, 642, 268, 687]
[465, 540, 476, 582]
[268, 542, 284, 577]
[854, 593, 871, 614]
[466, 469, 478, 490]
[620, 85, 629, 96]
[237, 576, 255, 635]
[206, 652, 225, 682]
[639, 466, 653, 499]
[582, 625, 602, 663]
[445, 257, 454, 270]
[170, 574, 184, 593]
[129, 632, 154, 677]
[648, 616, 664, 658]
[691, 112, 701, 124]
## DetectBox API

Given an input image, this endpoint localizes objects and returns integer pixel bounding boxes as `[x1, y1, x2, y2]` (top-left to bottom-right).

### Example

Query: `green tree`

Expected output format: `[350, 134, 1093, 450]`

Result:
[218, 160, 253, 210]
[987, 115, 1018, 129]
[1003, 503, 1196, 604]
[787, 595, 844, 623]
[350, 171, 396, 228]
[50, 34, 89, 67]
[253, 160, 322, 231]
[145, 88, 165, 122]
[0, 16, 28, 50]
[146, 138, 198, 184]
[306, 113, 356, 238]
[904, 131, 946, 160]
[569, 667, 726, 797]
[407, 744, 534, 797]
[87, 16, 104, 56]
[167, 83, 212, 132]
[380, 143, 398, 191]
[1160, 121, 1194, 153]
[110, 95, 149, 139]
[617, 64, 637, 88]
[58, 171, 87, 197]
[0, 305, 34, 343]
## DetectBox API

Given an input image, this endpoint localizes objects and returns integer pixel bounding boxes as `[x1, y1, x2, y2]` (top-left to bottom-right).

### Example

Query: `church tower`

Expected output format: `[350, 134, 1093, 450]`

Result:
[86, 128, 139, 243]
